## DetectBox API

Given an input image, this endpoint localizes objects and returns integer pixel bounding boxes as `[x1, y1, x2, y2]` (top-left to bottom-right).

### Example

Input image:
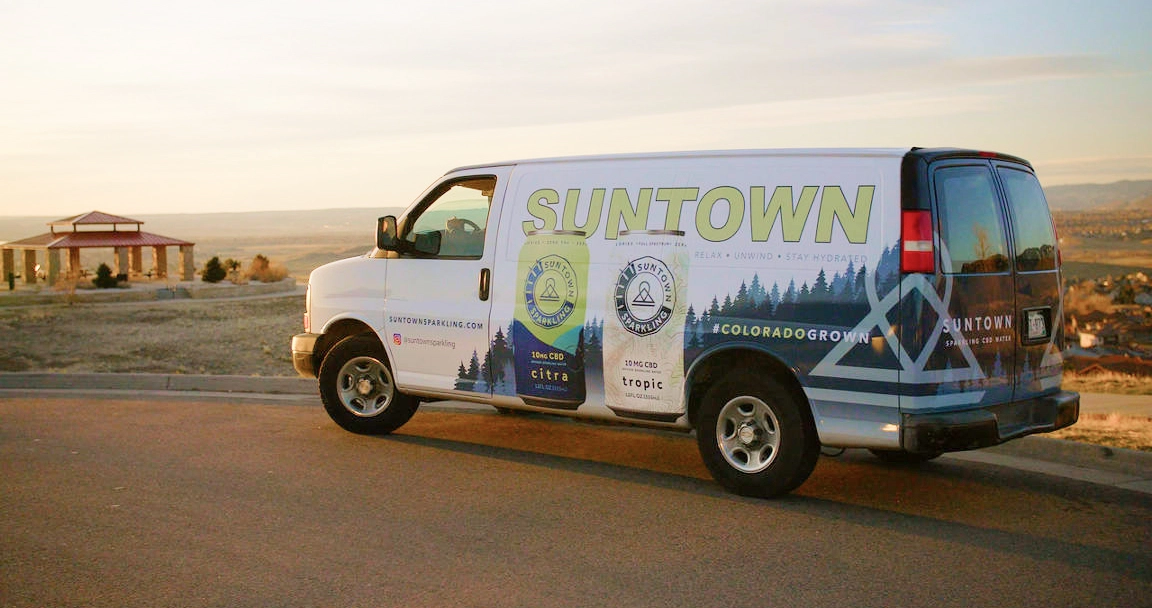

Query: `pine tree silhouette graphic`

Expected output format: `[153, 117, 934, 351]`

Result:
[810, 241, 989, 406]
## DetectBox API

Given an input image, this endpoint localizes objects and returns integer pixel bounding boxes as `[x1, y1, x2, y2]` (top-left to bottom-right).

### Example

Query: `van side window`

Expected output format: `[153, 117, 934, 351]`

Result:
[934, 166, 1009, 274]
[998, 168, 1057, 272]
[404, 177, 496, 259]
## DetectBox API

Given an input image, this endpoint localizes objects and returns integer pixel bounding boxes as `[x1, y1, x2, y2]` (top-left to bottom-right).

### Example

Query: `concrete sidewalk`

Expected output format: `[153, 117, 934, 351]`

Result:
[1, 372, 1150, 495]
[0, 372, 315, 396]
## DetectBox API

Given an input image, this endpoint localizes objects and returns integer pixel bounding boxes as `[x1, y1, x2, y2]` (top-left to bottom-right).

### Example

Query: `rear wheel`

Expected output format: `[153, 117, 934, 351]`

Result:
[318, 334, 419, 435]
[695, 372, 820, 498]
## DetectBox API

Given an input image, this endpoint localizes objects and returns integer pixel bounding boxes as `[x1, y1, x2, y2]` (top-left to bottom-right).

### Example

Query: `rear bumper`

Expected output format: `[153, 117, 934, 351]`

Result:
[902, 391, 1080, 453]
[291, 332, 320, 378]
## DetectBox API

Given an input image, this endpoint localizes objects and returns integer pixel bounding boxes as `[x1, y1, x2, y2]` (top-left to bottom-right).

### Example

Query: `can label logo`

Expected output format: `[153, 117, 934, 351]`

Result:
[523, 254, 579, 329]
[613, 256, 676, 337]
[514, 232, 588, 409]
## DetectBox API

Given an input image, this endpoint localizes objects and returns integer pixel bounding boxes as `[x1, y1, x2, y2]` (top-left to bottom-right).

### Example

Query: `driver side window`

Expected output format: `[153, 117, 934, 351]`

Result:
[404, 177, 495, 259]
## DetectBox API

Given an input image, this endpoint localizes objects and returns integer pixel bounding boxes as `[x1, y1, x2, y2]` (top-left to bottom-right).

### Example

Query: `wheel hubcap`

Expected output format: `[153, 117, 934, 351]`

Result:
[336, 356, 394, 417]
[737, 423, 759, 446]
[716, 396, 781, 473]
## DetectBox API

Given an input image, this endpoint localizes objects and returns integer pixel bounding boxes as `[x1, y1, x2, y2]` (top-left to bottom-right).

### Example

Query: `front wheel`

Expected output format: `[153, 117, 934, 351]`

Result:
[318, 334, 419, 435]
[695, 373, 820, 498]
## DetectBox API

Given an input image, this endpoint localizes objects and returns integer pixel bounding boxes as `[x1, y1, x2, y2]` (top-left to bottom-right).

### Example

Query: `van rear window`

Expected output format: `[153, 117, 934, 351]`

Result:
[998, 167, 1057, 272]
[934, 165, 1009, 274]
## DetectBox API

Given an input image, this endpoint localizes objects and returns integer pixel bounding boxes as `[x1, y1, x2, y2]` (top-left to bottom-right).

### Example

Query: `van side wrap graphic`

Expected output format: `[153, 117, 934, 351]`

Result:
[522, 185, 875, 243]
[812, 239, 985, 394]
[682, 245, 899, 387]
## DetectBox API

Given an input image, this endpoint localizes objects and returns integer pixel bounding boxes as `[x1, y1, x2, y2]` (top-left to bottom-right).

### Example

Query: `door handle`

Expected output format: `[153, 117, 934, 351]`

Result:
[479, 268, 491, 301]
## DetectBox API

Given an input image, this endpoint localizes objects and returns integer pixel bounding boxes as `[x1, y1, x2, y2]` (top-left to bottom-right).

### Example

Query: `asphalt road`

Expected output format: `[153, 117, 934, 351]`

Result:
[2, 396, 1150, 608]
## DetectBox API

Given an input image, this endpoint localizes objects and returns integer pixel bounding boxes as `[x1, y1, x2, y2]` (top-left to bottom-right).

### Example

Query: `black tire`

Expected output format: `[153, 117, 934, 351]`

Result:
[318, 334, 419, 435]
[868, 449, 942, 464]
[695, 372, 820, 498]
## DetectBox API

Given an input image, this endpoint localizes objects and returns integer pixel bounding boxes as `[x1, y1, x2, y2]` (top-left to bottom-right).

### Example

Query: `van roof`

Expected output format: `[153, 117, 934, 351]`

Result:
[447, 148, 914, 173]
[447, 147, 1031, 174]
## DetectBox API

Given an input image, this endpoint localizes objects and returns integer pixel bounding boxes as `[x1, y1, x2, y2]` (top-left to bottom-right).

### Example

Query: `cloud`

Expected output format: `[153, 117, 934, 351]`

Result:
[0, 0, 1147, 214]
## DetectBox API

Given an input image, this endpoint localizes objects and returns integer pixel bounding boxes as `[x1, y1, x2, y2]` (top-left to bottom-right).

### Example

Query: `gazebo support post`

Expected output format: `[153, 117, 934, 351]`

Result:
[130, 246, 143, 277]
[47, 249, 61, 286]
[114, 247, 129, 279]
[23, 249, 37, 285]
[67, 248, 81, 278]
[152, 246, 168, 279]
[2, 249, 13, 289]
[179, 245, 195, 281]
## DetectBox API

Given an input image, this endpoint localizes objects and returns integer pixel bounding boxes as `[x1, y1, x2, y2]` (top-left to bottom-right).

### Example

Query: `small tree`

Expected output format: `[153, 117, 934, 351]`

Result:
[92, 263, 118, 289]
[224, 258, 243, 283]
[202, 256, 227, 283]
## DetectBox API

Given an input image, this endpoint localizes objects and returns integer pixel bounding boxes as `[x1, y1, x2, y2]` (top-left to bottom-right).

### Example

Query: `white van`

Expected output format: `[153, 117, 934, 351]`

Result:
[291, 148, 1079, 497]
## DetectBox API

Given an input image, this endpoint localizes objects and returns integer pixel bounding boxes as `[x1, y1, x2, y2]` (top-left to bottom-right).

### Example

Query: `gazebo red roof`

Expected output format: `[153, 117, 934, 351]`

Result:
[2, 210, 194, 250]
[5, 231, 192, 249]
[49, 210, 143, 229]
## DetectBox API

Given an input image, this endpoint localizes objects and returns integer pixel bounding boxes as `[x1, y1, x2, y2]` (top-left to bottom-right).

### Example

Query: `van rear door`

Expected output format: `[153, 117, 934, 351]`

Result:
[902, 153, 1065, 415]
[994, 163, 1066, 406]
[921, 159, 1017, 410]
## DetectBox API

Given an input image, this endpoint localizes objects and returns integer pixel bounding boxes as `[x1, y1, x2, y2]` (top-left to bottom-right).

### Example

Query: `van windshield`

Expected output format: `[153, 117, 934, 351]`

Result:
[998, 167, 1058, 272]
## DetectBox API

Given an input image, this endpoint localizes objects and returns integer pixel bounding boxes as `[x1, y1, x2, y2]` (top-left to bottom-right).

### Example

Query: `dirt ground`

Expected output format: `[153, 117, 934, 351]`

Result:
[0, 295, 302, 376]
[1, 293, 1149, 451]
[1049, 413, 1152, 452]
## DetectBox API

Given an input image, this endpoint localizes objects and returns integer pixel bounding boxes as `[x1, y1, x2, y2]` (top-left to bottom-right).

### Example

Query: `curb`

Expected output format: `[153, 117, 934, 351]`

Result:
[1, 372, 1150, 494]
[0, 372, 314, 395]
[980, 435, 1152, 478]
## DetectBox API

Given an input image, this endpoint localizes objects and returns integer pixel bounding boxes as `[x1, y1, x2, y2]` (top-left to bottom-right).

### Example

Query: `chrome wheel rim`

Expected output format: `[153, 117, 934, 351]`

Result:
[715, 395, 781, 473]
[336, 356, 395, 417]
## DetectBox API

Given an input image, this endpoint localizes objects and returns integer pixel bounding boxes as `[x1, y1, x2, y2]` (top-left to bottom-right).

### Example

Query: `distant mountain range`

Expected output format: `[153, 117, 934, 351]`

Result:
[1044, 180, 1152, 211]
[3, 178, 1152, 242]
[0, 207, 404, 242]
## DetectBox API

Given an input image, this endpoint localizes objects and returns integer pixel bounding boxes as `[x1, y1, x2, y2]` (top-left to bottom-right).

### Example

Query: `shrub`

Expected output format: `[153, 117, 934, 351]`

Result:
[244, 254, 288, 283]
[202, 256, 227, 283]
[92, 263, 119, 289]
[224, 258, 243, 283]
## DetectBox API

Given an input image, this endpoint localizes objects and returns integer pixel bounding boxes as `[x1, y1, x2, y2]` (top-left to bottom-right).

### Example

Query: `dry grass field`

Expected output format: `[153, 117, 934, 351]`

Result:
[1062, 370, 1152, 396]
[2, 292, 1149, 451]
[0, 295, 303, 376]
[1049, 412, 1152, 452]
[1055, 372, 1152, 451]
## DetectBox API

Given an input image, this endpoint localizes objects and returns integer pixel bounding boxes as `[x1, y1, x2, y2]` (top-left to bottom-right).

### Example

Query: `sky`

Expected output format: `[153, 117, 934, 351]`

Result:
[2, 0, 1151, 216]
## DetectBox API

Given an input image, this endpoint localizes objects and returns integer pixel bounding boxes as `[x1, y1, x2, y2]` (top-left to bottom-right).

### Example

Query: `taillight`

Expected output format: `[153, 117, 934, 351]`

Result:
[1053, 222, 1063, 267]
[901, 210, 935, 273]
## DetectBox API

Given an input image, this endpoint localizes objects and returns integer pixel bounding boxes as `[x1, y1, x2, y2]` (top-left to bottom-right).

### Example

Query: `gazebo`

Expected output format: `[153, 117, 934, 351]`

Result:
[2, 211, 195, 286]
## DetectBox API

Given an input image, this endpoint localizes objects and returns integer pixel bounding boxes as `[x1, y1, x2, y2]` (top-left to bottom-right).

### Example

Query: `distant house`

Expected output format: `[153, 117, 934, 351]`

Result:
[1079, 332, 1101, 349]
[1, 211, 196, 286]
[1078, 327, 1121, 349]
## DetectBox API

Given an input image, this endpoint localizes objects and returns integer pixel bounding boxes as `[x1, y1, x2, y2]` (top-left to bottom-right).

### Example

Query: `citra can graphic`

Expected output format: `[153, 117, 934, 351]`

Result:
[513, 230, 589, 408]
[604, 230, 689, 421]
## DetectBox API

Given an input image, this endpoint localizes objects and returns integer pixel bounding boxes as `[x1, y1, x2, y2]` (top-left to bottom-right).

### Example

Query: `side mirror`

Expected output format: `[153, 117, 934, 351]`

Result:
[376, 216, 399, 250]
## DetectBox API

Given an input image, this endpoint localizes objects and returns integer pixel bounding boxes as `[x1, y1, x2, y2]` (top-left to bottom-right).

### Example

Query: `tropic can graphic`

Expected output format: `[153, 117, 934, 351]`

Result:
[513, 230, 589, 408]
[604, 230, 689, 421]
